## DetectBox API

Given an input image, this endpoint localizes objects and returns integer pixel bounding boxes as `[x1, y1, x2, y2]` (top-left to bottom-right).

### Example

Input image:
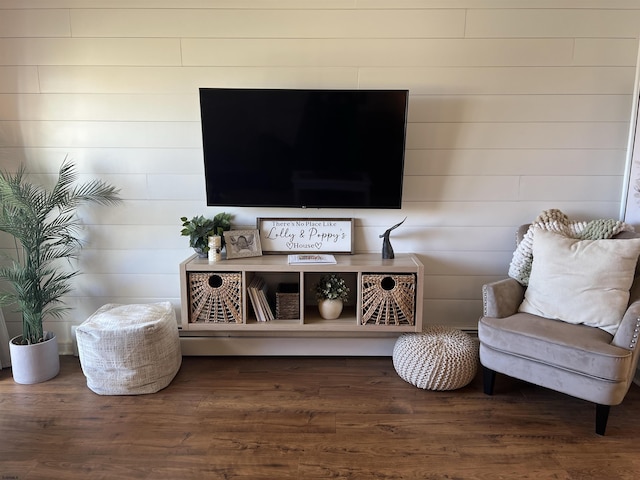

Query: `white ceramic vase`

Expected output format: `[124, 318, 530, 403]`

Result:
[9, 332, 60, 384]
[318, 299, 344, 320]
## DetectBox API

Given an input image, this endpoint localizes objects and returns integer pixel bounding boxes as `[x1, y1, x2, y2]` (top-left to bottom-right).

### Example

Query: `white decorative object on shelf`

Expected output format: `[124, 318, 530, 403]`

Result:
[318, 299, 344, 320]
[208, 235, 222, 262]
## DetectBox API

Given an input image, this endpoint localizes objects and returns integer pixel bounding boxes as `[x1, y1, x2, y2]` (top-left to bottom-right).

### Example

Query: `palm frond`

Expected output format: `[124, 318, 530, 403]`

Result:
[71, 179, 122, 206]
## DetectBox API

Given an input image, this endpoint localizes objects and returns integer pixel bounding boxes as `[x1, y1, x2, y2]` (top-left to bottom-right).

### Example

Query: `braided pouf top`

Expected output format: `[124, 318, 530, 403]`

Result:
[393, 326, 479, 391]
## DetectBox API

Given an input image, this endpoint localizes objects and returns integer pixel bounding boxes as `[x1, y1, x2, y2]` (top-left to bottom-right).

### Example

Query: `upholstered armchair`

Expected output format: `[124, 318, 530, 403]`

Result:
[478, 225, 640, 435]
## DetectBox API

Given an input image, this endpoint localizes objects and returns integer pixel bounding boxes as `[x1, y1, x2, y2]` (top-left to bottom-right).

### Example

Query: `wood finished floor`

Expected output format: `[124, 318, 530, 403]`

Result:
[1, 355, 639, 480]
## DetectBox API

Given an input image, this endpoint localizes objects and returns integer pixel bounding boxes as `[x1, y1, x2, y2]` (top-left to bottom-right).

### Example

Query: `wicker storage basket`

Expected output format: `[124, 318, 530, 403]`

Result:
[361, 273, 416, 326]
[188, 272, 242, 323]
[276, 283, 300, 319]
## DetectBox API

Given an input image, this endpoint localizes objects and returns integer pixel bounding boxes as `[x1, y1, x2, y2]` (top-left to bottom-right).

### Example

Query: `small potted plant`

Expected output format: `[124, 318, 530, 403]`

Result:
[0, 160, 121, 384]
[180, 213, 232, 257]
[314, 274, 350, 320]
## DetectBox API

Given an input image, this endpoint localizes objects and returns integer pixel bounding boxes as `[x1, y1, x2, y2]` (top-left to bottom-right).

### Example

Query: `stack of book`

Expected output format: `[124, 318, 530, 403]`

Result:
[247, 276, 274, 322]
[288, 254, 336, 264]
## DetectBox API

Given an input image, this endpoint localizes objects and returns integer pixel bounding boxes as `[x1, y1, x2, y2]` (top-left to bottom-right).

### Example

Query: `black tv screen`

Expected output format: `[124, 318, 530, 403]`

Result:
[199, 88, 408, 209]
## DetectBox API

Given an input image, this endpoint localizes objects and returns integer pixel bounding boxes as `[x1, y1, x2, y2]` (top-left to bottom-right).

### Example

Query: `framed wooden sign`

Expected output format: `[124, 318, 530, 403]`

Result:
[257, 218, 354, 254]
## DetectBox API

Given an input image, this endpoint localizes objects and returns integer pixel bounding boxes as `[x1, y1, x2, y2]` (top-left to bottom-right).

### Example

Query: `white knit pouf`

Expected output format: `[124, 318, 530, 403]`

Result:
[76, 302, 182, 395]
[393, 326, 479, 391]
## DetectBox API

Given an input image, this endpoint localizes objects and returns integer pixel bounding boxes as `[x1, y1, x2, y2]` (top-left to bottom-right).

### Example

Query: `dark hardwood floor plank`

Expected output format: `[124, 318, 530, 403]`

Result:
[1, 355, 639, 479]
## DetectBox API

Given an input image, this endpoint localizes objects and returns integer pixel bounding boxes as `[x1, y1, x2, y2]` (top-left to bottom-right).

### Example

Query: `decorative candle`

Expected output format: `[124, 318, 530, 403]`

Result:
[208, 235, 222, 262]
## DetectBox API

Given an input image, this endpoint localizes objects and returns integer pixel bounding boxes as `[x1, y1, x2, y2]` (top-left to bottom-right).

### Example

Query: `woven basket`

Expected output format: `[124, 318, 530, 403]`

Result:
[188, 272, 242, 323]
[361, 273, 416, 326]
[392, 327, 479, 391]
[275, 283, 300, 320]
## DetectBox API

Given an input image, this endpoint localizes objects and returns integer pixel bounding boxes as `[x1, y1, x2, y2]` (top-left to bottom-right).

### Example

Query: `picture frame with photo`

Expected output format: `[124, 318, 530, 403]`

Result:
[223, 229, 262, 259]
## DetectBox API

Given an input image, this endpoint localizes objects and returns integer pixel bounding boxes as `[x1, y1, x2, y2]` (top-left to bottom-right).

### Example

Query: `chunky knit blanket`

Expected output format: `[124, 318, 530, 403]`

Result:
[508, 209, 633, 285]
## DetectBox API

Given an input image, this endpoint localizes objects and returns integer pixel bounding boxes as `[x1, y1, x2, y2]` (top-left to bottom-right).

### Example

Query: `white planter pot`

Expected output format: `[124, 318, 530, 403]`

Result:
[9, 332, 60, 384]
[318, 299, 344, 320]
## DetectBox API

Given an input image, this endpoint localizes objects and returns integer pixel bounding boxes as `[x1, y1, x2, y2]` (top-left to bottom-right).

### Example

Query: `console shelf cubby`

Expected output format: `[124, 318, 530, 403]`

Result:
[179, 253, 423, 335]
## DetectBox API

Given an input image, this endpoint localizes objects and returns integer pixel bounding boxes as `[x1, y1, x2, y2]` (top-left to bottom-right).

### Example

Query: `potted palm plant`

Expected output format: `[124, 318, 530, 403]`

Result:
[314, 274, 350, 320]
[0, 160, 121, 384]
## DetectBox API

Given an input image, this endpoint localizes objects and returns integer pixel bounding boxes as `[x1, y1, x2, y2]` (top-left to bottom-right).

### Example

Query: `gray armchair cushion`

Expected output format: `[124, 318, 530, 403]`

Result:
[479, 314, 632, 382]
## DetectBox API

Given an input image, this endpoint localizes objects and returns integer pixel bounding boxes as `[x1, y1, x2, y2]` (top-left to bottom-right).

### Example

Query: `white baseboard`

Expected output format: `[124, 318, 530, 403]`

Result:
[58, 340, 76, 356]
[179, 336, 398, 356]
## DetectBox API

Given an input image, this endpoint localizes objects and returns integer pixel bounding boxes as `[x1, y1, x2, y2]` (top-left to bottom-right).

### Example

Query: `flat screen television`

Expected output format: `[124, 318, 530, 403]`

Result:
[199, 88, 409, 209]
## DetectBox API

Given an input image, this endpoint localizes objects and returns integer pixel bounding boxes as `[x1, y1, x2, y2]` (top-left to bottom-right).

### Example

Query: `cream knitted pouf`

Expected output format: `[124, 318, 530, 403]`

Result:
[393, 326, 479, 391]
[77, 302, 182, 395]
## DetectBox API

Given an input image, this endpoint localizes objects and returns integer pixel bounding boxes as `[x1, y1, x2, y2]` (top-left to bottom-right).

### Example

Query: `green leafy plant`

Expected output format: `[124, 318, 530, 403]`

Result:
[180, 213, 232, 253]
[315, 274, 350, 302]
[0, 160, 121, 345]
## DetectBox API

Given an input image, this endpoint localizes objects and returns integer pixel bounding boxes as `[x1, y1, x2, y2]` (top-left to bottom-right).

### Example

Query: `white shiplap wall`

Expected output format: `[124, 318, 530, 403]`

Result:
[1, 0, 639, 354]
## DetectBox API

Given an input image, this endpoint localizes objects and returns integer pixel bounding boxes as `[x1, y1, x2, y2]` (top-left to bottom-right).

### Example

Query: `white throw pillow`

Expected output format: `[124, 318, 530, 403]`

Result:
[518, 229, 640, 335]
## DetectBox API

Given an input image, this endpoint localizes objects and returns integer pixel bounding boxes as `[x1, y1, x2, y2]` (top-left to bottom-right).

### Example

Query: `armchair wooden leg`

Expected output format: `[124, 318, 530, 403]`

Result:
[483, 367, 496, 395]
[595, 404, 610, 436]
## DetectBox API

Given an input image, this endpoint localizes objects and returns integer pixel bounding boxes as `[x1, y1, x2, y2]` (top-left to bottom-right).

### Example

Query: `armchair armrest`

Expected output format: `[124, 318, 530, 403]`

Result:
[611, 299, 640, 351]
[482, 278, 525, 318]
[611, 300, 640, 383]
